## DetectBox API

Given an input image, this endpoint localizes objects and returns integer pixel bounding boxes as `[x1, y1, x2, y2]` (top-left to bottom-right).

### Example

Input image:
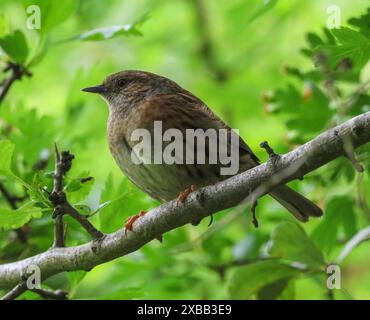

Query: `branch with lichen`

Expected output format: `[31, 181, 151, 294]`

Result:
[0, 111, 369, 296]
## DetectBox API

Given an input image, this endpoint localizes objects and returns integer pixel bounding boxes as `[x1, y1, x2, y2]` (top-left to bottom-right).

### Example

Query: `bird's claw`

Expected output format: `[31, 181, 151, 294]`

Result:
[124, 210, 147, 234]
[177, 185, 197, 204]
[124, 210, 163, 242]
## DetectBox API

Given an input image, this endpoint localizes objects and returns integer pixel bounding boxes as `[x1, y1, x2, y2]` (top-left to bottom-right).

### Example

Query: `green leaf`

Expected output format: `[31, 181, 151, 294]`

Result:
[23, 0, 78, 33]
[276, 280, 296, 300]
[75, 15, 148, 42]
[1, 106, 56, 165]
[0, 139, 15, 175]
[0, 140, 37, 196]
[274, 84, 333, 135]
[311, 196, 357, 254]
[99, 174, 125, 233]
[248, 0, 278, 24]
[257, 278, 290, 300]
[228, 260, 300, 299]
[27, 170, 51, 206]
[0, 30, 29, 64]
[98, 287, 144, 300]
[98, 173, 153, 233]
[65, 172, 94, 193]
[0, 204, 42, 230]
[316, 27, 370, 71]
[64, 172, 94, 204]
[306, 32, 324, 49]
[76, 24, 142, 42]
[67, 270, 87, 289]
[348, 8, 370, 37]
[232, 233, 267, 261]
[268, 221, 325, 270]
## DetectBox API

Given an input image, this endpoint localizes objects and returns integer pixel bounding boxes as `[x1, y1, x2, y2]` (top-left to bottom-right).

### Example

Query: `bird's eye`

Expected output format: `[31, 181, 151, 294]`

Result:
[117, 79, 127, 87]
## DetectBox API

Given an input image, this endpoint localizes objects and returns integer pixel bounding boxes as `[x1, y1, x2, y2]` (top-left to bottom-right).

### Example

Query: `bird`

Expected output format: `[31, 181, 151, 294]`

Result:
[82, 70, 323, 232]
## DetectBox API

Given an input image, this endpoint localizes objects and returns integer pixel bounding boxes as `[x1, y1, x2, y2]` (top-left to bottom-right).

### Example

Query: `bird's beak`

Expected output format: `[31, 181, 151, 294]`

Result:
[81, 84, 107, 94]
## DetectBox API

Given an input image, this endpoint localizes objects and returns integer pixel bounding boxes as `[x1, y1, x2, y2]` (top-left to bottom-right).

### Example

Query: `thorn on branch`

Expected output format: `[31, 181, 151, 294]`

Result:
[260, 141, 278, 159]
[342, 135, 364, 173]
[250, 198, 259, 228]
[80, 176, 94, 184]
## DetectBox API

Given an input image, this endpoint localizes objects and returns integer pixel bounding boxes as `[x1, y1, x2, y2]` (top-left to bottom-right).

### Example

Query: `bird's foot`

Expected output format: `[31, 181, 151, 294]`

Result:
[124, 210, 162, 242]
[125, 210, 147, 234]
[177, 185, 197, 204]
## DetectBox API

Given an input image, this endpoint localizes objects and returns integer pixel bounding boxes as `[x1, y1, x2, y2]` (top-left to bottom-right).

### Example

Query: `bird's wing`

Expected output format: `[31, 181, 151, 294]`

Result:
[129, 92, 259, 169]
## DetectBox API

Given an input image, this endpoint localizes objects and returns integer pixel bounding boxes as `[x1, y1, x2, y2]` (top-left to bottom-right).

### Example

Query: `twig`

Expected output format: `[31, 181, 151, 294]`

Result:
[51, 144, 67, 248]
[0, 111, 368, 290]
[64, 202, 104, 239]
[31, 288, 68, 300]
[49, 145, 104, 246]
[0, 62, 31, 104]
[1, 281, 27, 300]
[1, 281, 68, 300]
[342, 134, 364, 173]
[211, 259, 251, 279]
[249, 141, 281, 227]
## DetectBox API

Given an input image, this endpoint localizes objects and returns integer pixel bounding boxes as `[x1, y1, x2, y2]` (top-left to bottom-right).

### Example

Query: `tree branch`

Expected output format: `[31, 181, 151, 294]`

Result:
[49, 145, 104, 247]
[0, 62, 31, 104]
[0, 112, 369, 290]
[30, 287, 68, 300]
[50, 144, 69, 248]
[1, 281, 27, 300]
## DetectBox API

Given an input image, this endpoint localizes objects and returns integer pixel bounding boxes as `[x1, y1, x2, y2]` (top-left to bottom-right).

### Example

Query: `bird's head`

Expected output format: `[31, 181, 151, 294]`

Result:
[82, 70, 181, 114]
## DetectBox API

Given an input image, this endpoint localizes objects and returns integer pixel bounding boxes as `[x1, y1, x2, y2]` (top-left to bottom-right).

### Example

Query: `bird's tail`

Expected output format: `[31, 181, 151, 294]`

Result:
[269, 185, 323, 222]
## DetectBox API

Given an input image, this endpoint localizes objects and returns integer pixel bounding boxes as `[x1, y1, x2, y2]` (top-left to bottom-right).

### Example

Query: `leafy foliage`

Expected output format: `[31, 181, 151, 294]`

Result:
[229, 259, 301, 299]
[0, 205, 42, 230]
[0, 30, 29, 64]
[0, 139, 14, 175]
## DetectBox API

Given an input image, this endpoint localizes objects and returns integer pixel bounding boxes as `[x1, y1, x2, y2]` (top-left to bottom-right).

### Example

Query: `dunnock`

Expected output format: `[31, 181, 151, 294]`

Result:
[83, 70, 322, 230]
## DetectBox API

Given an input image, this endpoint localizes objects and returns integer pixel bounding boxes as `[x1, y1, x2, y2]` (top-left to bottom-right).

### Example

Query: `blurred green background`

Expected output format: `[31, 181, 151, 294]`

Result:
[0, 0, 369, 300]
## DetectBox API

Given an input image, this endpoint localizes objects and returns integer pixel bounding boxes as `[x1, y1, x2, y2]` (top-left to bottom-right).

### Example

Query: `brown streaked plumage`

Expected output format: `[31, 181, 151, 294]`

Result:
[82, 70, 323, 225]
